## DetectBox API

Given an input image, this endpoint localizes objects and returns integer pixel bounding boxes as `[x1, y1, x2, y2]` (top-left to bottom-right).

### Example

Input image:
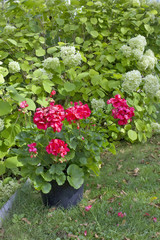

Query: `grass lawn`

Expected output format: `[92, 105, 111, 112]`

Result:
[1, 135, 160, 240]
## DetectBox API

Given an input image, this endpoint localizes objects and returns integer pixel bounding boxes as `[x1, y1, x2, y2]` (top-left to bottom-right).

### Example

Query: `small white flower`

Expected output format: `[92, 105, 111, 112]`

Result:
[4, 25, 16, 34]
[34, 68, 53, 80]
[43, 57, 60, 70]
[8, 61, 20, 73]
[143, 74, 160, 97]
[122, 70, 142, 94]
[120, 45, 132, 58]
[91, 99, 105, 110]
[0, 118, 4, 131]
[60, 46, 81, 68]
[151, 122, 160, 134]
[129, 35, 147, 51]
[132, 49, 143, 60]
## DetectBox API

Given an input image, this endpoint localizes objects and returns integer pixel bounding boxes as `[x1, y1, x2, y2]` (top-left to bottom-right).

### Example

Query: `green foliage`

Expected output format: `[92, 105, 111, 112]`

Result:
[1, 0, 160, 180]
[0, 179, 20, 209]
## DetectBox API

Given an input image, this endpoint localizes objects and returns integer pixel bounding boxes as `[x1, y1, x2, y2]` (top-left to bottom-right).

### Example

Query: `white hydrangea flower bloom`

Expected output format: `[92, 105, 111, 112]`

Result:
[132, 49, 143, 60]
[34, 68, 53, 79]
[60, 46, 82, 68]
[43, 57, 60, 70]
[91, 99, 105, 110]
[94, 1, 102, 7]
[151, 122, 160, 134]
[143, 74, 160, 97]
[122, 70, 142, 94]
[156, 90, 160, 100]
[132, 0, 140, 7]
[4, 25, 16, 34]
[120, 45, 132, 58]
[0, 61, 3, 65]
[129, 35, 147, 51]
[8, 61, 20, 73]
[138, 50, 157, 71]
[0, 118, 4, 131]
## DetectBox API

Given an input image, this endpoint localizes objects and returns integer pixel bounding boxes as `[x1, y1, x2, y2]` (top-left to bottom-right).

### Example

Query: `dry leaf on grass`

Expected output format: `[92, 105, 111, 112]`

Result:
[83, 189, 91, 198]
[67, 233, 78, 238]
[150, 202, 160, 209]
[0, 228, 4, 238]
[120, 190, 127, 195]
[21, 218, 31, 225]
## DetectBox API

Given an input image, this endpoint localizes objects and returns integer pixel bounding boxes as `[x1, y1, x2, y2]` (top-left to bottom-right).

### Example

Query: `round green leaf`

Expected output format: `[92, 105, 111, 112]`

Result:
[128, 130, 137, 141]
[0, 67, 8, 77]
[90, 31, 99, 38]
[25, 98, 36, 111]
[64, 82, 76, 92]
[41, 182, 52, 194]
[0, 101, 12, 116]
[35, 48, 46, 57]
[5, 156, 22, 169]
[75, 37, 84, 44]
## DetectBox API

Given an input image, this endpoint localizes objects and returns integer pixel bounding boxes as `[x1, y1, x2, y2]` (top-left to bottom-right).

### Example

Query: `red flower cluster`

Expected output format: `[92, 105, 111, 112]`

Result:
[33, 103, 65, 132]
[19, 101, 28, 109]
[28, 143, 37, 158]
[65, 101, 91, 123]
[46, 139, 70, 158]
[107, 95, 135, 125]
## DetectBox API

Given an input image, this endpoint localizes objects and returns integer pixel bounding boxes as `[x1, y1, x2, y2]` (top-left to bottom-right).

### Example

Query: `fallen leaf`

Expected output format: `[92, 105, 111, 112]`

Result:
[0, 228, 4, 237]
[80, 223, 88, 226]
[108, 197, 116, 203]
[120, 149, 125, 153]
[97, 184, 102, 189]
[133, 198, 137, 202]
[49, 207, 56, 212]
[120, 190, 127, 195]
[134, 168, 139, 174]
[67, 233, 78, 238]
[121, 219, 126, 225]
[150, 202, 160, 209]
[22, 218, 31, 225]
[117, 164, 122, 170]
[83, 189, 91, 198]
[95, 233, 99, 238]
[150, 196, 158, 202]
[88, 198, 97, 204]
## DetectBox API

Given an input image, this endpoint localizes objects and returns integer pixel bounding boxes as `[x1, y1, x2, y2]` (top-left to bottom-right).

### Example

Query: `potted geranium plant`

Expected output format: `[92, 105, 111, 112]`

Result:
[13, 92, 134, 208]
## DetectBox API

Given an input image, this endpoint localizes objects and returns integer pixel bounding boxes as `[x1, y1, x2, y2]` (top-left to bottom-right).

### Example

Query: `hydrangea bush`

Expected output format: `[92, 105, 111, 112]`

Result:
[1, 0, 160, 180]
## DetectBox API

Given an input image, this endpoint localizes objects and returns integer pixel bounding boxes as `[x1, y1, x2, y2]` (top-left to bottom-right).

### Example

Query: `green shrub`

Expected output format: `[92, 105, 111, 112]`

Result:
[0, 0, 160, 178]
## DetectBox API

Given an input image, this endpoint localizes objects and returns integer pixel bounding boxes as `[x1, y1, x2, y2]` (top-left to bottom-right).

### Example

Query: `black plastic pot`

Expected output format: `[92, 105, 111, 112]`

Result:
[41, 181, 84, 209]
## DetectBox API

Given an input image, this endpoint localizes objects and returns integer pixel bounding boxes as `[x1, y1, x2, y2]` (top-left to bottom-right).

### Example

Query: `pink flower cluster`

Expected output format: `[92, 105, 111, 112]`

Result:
[28, 143, 37, 158]
[85, 205, 92, 211]
[118, 212, 126, 218]
[107, 95, 135, 125]
[46, 139, 70, 158]
[33, 103, 65, 132]
[65, 101, 91, 123]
